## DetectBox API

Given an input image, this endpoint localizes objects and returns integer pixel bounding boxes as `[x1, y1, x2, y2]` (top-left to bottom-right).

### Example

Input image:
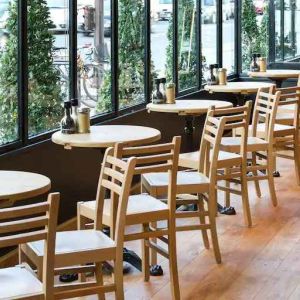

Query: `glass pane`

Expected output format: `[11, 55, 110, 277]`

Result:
[27, 0, 68, 137]
[296, 0, 300, 56]
[222, 0, 235, 74]
[177, 0, 197, 91]
[202, 0, 217, 80]
[118, 0, 145, 110]
[0, 0, 19, 145]
[78, 0, 112, 115]
[151, 0, 173, 82]
[241, 0, 269, 71]
[275, 0, 282, 60]
[284, 0, 295, 59]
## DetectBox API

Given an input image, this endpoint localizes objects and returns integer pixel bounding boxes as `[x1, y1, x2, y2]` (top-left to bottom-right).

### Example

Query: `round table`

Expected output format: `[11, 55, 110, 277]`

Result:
[147, 99, 233, 115]
[248, 69, 300, 87]
[52, 124, 161, 274]
[0, 171, 51, 208]
[204, 82, 275, 106]
[52, 125, 161, 149]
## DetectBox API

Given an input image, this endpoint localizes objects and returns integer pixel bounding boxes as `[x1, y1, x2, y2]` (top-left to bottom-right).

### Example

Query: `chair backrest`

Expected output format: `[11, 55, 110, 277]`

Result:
[94, 148, 136, 249]
[0, 193, 60, 298]
[276, 85, 300, 129]
[251, 88, 281, 143]
[114, 136, 181, 213]
[198, 102, 252, 180]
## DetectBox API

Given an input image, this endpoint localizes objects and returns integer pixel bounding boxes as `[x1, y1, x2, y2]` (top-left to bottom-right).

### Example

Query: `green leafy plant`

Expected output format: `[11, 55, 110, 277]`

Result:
[97, 0, 145, 113]
[241, 0, 269, 71]
[0, 0, 63, 144]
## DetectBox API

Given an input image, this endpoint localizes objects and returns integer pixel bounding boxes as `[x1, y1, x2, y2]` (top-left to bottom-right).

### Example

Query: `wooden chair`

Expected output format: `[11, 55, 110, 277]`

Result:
[226, 89, 281, 207]
[0, 193, 59, 300]
[77, 137, 182, 300]
[20, 150, 137, 300]
[141, 108, 240, 264]
[268, 85, 300, 184]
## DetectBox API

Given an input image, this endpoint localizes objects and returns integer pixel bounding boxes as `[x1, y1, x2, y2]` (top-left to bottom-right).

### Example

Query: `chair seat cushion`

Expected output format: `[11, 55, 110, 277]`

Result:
[142, 171, 210, 196]
[179, 150, 242, 169]
[79, 195, 169, 226]
[220, 136, 268, 152]
[0, 266, 43, 299]
[27, 230, 115, 257]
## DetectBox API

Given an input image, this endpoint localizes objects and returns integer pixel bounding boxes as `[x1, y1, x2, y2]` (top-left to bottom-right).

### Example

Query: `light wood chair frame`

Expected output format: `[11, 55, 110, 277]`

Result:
[20, 150, 136, 300]
[0, 193, 59, 300]
[78, 137, 182, 300]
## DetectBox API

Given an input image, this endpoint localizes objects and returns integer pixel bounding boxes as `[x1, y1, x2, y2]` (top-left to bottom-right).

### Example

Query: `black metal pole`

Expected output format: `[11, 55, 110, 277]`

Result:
[18, 0, 28, 145]
[69, 0, 77, 100]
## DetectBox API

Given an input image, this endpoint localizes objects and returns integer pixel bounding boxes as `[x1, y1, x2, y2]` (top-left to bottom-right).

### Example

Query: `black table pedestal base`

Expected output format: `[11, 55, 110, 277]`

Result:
[273, 171, 281, 177]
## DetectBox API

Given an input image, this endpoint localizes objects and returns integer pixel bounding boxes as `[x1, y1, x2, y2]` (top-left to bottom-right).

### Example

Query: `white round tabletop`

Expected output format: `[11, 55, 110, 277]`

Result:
[0, 171, 51, 201]
[204, 82, 275, 94]
[248, 69, 300, 79]
[52, 125, 161, 149]
[146, 99, 233, 115]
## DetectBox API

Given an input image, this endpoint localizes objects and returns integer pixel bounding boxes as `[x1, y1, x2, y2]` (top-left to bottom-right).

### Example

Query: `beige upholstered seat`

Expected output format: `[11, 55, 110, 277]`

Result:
[0, 266, 43, 299]
[220, 136, 269, 152]
[179, 150, 242, 169]
[142, 171, 210, 195]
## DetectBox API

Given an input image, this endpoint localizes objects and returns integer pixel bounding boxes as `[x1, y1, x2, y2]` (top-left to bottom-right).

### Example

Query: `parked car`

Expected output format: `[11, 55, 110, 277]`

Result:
[47, 0, 69, 33]
[151, 0, 172, 21]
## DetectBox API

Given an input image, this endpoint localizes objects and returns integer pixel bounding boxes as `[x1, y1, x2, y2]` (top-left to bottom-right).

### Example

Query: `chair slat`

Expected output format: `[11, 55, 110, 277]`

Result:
[121, 143, 174, 156]
[106, 155, 128, 170]
[0, 216, 49, 234]
[134, 163, 173, 175]
[103, 167, 124, 183]
[0, 230, 47, 248]
[0, 202, 49, 220]
[101, 179, 122, 196]
[135, 153, 173, 165]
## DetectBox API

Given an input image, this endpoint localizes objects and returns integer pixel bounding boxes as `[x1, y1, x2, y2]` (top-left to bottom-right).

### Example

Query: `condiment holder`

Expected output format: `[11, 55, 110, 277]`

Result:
[166, 83, 176, 104]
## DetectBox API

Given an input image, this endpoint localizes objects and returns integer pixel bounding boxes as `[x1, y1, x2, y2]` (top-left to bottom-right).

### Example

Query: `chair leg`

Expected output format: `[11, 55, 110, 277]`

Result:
[224, 168, 231, 207]
[142, 224, 150, 282]
[267, 150, 278, 207]
[168, 219, 180, 300]
[251, 152, 261, 198]
[293, 132, 300, 185]
[241, 163, 252, 227]
[114, 257, 124, 300]
[150, 222, 158, 266]
[197, 194, 209, 249]
[95, 262, 105, 300]
[208, 189, 221, 264]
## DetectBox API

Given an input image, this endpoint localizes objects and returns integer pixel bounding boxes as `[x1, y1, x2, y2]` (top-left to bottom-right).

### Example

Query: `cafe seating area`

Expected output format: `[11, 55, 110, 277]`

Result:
[1, 0, 300, 299]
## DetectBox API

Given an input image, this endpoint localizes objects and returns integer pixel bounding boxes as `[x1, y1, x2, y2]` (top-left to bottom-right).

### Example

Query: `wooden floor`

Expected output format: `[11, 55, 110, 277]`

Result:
[77, 158, 300, 300]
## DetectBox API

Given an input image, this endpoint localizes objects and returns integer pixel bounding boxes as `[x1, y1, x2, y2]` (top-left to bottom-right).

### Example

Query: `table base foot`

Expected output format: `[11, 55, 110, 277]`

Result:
[218, 203, 236, 215]
[273, 171, 281, 177]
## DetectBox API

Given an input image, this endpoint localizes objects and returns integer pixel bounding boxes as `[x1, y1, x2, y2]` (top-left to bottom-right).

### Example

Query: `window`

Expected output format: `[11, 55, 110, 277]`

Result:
[222, 0, 235, 74]
[151, 0, 173, 81]
[202, 0, 217, 79]
[27, 0, 68, 137]
[0, 0, 18, 146]
[241, 0, 268, 71]
[118, 0, 145, 110]
[0, 0, 239, 154]
[77, 0, 112, 116]
[274, 0, 300, 61]
[177, 0, 197, 91]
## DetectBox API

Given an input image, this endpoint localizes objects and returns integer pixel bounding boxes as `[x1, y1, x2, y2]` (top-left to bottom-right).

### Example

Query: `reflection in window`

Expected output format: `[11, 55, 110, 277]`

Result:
[151, 0, 172, 82]
[0, 0, 18, 145]
[296, 0, 300, 56]
[177, 0, 197, 91]
[118, 0, 145, 110]
[202, 0, 217, 79]
[28, 0, 66, 137]
[241, 0, 268, 71]
[77, 0, 112, 115]
[222, 0, 235, 74]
